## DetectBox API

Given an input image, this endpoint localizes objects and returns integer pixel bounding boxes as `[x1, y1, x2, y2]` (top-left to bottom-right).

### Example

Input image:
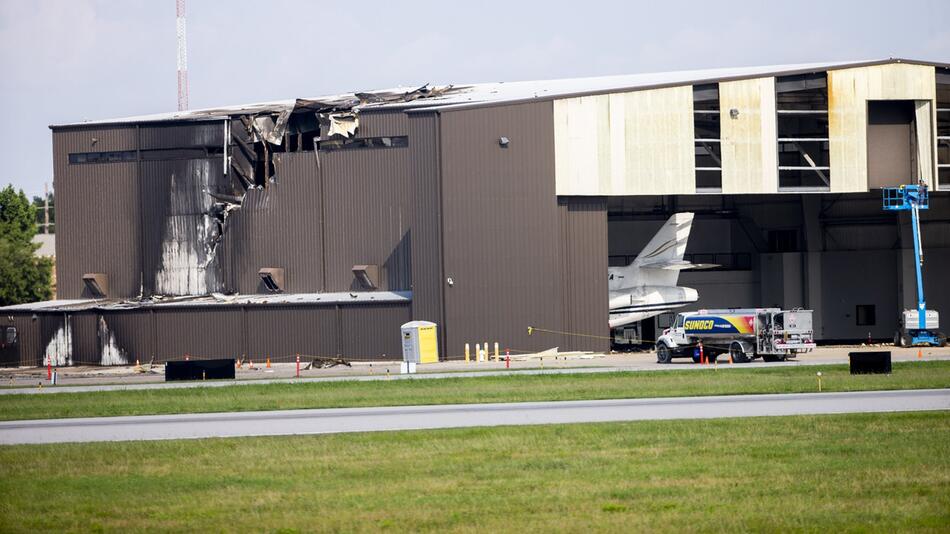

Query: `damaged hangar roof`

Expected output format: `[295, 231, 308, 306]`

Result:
[51, 58, 945, 128]
[0, 291, 412, 313]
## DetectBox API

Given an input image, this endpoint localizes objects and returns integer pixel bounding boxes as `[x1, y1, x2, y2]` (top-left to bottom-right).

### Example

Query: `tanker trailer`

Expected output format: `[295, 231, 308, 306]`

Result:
[655, 308, 816, 363]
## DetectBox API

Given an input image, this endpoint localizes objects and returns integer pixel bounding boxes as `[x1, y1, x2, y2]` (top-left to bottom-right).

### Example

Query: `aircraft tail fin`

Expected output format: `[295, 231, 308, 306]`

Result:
[609, 212, 713, 289]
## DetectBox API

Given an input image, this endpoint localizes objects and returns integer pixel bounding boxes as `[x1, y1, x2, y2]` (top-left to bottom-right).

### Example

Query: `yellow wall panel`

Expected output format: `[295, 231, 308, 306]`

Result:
[828, 63, 936, 192]
[554, 86, 694, 195]
[719, 77, 778, 194]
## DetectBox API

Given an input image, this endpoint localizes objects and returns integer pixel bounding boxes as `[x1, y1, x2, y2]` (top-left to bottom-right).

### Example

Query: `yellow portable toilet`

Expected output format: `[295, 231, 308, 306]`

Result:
[401, 321, 439, 364]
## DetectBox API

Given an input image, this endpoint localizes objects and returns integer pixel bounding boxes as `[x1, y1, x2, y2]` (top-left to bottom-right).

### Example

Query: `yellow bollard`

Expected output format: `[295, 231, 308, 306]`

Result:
[465, 343, 470, 363]
[483, 342, 488, 362]
[494, 342, 500, 362]
[475, 343, 482, 363]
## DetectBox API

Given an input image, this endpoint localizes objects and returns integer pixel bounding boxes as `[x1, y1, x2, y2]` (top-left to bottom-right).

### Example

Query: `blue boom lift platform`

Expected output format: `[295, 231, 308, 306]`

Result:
[882, 184, 946, 347]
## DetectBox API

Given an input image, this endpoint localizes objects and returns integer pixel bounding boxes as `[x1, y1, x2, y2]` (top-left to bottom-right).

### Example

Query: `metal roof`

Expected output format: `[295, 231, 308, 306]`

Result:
[0, 291, 412, 313]
[52, 58, 948, 128]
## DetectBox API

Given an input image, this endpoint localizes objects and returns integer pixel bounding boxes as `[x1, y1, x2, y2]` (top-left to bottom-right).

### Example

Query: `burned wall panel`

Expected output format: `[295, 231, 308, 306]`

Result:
[140, 159, 229, 296]
[98, 311, 154, 365]
[320, 145, 412, 292]
[244, 306, 339, 361]
[339, 303, 410, 360]
[53, 137, 142, 300]
[39, 313, 71, 366]
[225, 153, 324, 294]
[439, 101, 562, 357]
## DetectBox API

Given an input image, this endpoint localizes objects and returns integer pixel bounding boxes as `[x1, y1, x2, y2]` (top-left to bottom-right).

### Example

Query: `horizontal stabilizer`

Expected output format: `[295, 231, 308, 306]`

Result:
[639, 259, 719, 271]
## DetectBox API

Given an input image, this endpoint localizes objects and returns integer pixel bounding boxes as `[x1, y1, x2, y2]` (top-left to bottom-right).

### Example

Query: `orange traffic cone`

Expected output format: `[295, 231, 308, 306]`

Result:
[266, 357, 271, 369]
[917, 349, 923, 359]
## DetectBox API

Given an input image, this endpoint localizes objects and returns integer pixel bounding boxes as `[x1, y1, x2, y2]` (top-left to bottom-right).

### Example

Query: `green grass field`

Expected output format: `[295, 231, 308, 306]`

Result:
[2, 361, 949, 422]
[0, 412, 947, 532]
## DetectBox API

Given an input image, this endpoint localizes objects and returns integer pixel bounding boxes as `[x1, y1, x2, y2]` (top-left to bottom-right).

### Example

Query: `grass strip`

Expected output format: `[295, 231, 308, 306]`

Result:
[0, 412, 947, 532]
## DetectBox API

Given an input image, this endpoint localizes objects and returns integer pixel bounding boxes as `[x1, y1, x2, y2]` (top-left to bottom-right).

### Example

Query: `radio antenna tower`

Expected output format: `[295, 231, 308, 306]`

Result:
[176, 0, 189, 111]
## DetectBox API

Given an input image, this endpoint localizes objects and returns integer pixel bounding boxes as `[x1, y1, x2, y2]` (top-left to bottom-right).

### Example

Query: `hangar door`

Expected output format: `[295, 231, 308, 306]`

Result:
[867, 100, 931, 188]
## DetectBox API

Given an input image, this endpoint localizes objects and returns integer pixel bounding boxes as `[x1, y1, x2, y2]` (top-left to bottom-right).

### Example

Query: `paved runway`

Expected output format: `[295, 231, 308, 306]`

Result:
[1, 389, 947, 445]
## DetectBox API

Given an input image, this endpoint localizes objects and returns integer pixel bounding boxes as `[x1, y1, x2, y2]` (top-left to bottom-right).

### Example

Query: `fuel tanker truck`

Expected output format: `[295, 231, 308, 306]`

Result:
[655, 308, 816, 364]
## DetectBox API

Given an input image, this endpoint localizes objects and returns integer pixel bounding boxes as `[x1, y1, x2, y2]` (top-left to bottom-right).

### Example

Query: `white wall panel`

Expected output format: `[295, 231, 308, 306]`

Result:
[554, 86, 695, 195]
[719, 77, 778, 194]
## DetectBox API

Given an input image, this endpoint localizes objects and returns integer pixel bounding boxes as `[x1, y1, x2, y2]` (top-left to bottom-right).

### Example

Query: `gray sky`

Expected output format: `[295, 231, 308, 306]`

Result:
[1, 0, 948, 197]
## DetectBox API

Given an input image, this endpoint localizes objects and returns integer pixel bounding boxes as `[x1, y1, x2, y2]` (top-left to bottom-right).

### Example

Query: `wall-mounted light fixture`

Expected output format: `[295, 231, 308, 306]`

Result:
[498, 136, 510, 148]
[729, 108, 740, 119]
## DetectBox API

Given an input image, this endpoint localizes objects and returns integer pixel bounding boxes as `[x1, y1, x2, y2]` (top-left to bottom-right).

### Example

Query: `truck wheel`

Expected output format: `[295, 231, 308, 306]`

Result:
[729, 342, 750, 363]
[656, 344, 673, 364]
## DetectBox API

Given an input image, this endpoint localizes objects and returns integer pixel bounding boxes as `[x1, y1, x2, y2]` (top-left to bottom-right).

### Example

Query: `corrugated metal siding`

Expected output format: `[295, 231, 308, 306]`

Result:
[70, 312, 98, 365]
[558, 197, 609, 351]
[140, 158, 228, 296]
[339, 303, 410, 359]
[53, 154, 142, 298]
[54, 126, 138, 154]
[38, 313, 69, 364]
[356, 111, 409, 138]
[439, 102, 562, 356]
[244, 306, 339, 360]
[101, 310, 156, 364]
[153, 308, 244, 360]
[139, 122, 225, 149]
[3, 315, 40, 367]
[407, 113, 445, 346]
[226, 152, 324, 294]
[320, 146, 411, 291]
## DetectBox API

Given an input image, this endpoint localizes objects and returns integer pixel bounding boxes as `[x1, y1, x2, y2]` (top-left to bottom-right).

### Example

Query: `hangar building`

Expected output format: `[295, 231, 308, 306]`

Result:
[2, 58, 949, 366]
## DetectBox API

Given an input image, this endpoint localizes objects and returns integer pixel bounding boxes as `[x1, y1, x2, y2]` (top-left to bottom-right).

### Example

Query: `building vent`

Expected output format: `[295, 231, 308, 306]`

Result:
[352, 265, 379, 290]
[258, 268, 285, 293]
[82, 273, 109, 298]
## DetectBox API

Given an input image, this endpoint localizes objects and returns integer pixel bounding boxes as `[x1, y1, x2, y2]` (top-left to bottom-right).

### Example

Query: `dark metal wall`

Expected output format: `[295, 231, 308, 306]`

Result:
[407, 113, 445, 348]
[321, 144, 412, 292]
[53, 112, 413, 299]
[53, 127, 141, 299]
[558, 197, 609, 351]
[4, 302, 410, 366]
[437, 102, 609, 355]
[226, 153, 325, 294]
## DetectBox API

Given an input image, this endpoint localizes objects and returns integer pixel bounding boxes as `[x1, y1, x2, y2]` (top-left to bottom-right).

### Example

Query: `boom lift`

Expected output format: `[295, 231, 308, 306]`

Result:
[883, 184, 946, 347]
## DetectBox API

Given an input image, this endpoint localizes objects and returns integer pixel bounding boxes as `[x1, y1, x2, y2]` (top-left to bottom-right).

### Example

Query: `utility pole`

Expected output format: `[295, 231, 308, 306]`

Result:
[176, 0, 189, 111]
[43, 182, 50, 234]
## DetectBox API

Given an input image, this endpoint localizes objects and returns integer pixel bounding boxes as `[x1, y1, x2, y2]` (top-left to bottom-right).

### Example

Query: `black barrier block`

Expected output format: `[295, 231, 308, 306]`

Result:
[849, 351, 891, 375]
[166, 359, 236, 381]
